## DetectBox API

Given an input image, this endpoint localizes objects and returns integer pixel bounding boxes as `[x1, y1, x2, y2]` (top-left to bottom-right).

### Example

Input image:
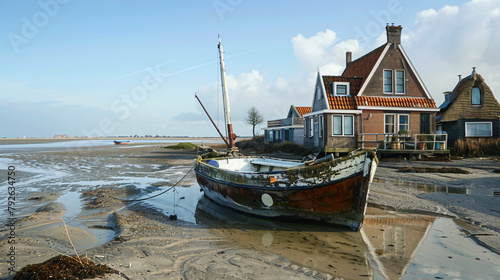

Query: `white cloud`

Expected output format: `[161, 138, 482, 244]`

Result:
[417, 8, 438, 19]
[405, 0, 500, 105]
[292, 30, 364, 75]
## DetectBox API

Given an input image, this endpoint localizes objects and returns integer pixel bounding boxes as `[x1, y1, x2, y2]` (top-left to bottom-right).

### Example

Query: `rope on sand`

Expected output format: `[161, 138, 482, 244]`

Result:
[113, 164, 195, 202]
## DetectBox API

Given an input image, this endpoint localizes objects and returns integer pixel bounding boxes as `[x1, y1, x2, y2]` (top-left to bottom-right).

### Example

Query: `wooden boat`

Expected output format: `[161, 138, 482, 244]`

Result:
[195, 151, 377, 230]
[194, 36, 378, 230]
[113, 140, 130, 145]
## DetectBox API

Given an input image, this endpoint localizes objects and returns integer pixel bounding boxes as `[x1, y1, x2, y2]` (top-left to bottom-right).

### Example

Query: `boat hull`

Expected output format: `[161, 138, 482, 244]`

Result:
[195, 151, 377, 230]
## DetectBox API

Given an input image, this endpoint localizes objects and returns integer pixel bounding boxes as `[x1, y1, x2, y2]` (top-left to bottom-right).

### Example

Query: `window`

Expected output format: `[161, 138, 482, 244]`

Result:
[332, 82, 350, 96]
[385, 114, 395, 134]
[333, 116, 342, 135]
[471, 86, 481, 105]
[309, 118, 314, 137]
[466, 122, 492, 137]
[332, 115, 354, 136]
[337, 85, 347, 95]
[398, 114, 409, 133]
[396, 70, 405, 94]
[319, 115, 324, 138]
[384, 70, 393, 93]
[344, 116, 354, 135]
[316, 86, 322, 100]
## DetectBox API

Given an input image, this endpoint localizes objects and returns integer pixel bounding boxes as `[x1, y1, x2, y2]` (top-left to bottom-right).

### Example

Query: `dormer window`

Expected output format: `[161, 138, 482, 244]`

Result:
[471, 86, 481, 105]
[332, 82, 350, 96]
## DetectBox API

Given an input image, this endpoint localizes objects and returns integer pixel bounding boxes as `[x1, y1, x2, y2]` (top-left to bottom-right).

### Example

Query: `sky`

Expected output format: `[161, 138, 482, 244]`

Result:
[1, 0, 499, 138]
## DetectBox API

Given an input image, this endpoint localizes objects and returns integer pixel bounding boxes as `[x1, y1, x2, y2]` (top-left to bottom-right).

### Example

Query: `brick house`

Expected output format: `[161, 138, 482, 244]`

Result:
[436, 68, 500, 143]
[303, 25, 440, 153]
[264, 105, 311, 144]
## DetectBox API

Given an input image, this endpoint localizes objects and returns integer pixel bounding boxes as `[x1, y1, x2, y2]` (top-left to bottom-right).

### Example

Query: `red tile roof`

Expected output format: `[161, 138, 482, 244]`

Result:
[295, 106, 311, 116]
[355, 96, 437, 108]
[322, 76, 363, 96]
[341, 44, 387, 88]
[326, 96, 437, 110]
[328, 96, 357, 110]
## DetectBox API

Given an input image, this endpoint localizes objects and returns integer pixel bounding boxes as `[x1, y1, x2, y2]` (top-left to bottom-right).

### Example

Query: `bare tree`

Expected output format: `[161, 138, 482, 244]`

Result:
[245, 106, 264, 138]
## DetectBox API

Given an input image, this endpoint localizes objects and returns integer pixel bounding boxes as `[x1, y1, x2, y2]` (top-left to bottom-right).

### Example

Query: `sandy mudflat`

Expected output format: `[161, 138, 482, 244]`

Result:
[1, 141, 499, 279]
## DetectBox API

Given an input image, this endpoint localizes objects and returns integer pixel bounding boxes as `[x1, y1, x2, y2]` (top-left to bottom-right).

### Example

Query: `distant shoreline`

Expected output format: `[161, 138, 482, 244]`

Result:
[0, 137, 224, 145]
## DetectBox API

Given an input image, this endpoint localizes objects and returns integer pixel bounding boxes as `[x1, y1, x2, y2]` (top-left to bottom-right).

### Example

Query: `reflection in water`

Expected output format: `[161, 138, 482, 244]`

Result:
[362, 207, 500, 280]
[195, 195, 373, 280]
[362, 207, 436, 280]
[373, 179, 468, 194]
[195, 196, 500, 280]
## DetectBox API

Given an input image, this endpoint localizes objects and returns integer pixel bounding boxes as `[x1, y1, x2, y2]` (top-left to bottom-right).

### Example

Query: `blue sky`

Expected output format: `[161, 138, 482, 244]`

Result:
[1, 0, 498, 138]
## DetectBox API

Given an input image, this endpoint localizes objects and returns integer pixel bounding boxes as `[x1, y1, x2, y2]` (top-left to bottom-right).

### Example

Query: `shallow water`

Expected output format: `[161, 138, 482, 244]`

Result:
[1, 143, 500, 279]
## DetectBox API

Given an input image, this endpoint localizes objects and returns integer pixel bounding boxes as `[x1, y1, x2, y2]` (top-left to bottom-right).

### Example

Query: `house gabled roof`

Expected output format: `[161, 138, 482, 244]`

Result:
[437, 70, 500, 122]
[341, 43, 388, 88]
[437, 74, 473, 117]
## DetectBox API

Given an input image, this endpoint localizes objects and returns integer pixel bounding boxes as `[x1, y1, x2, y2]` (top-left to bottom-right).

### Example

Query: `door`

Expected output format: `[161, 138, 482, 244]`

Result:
[420, 113, 430, 134]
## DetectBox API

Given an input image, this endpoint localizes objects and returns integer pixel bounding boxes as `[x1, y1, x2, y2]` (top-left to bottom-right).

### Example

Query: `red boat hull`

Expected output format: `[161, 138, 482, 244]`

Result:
[194, 152, 376, 230]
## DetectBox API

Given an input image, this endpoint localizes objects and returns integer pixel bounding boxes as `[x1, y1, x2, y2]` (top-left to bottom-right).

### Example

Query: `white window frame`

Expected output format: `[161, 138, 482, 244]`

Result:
[465, 122, 492, 137]
[332, 115, 354, 137]
[333, 82, 350, 96]
[395, 70, 405, 94]
[309, 118, 314, 137]
[384, 114, 396, 134]
[383, 69, 393, 94]
[398, 114, 410, 133]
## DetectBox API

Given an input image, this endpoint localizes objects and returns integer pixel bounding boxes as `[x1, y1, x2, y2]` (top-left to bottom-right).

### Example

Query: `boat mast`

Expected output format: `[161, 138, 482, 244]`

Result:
[218, 35, 236, 148]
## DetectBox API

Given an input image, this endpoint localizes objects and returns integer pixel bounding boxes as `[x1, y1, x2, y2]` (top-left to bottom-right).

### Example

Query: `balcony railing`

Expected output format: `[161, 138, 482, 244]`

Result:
[267, 117, 305, 128]
[358, 133, 448, 151]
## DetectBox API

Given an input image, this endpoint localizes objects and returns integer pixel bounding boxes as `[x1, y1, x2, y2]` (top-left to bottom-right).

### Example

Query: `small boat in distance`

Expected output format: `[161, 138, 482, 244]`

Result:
[194, 36, 378, 230]
[113, 140, 130, 145]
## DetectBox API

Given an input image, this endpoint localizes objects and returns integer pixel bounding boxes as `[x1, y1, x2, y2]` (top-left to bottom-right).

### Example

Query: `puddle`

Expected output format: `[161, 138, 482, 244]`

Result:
[373, 178, 469, 194]
[194, 195, 500, 280]
[362, 207, 500, 279]
[142, 183, 203, 224]
[55, 191, 116, 249]
[56, 191, 82, 218]
[194, 195, 372, 279]
[402, 218, 500, 279]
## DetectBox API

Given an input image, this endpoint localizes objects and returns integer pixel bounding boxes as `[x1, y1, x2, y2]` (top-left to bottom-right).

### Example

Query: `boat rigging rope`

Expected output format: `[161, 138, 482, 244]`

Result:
[113, 164, 195, 202]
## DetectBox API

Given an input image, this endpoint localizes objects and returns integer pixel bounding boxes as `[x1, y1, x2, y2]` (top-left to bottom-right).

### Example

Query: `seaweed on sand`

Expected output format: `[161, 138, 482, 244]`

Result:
[14, 255, 129, 280]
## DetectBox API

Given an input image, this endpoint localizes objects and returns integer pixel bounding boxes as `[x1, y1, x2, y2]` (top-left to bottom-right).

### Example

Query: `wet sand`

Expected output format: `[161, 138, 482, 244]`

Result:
[1, 141, 499, 279]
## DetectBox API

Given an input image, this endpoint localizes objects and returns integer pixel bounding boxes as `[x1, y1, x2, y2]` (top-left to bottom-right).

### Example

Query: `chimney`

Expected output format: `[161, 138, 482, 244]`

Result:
[386, 23, 402, 48]
[471, 67, 478, 80]
[346, 51, 352, 67]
